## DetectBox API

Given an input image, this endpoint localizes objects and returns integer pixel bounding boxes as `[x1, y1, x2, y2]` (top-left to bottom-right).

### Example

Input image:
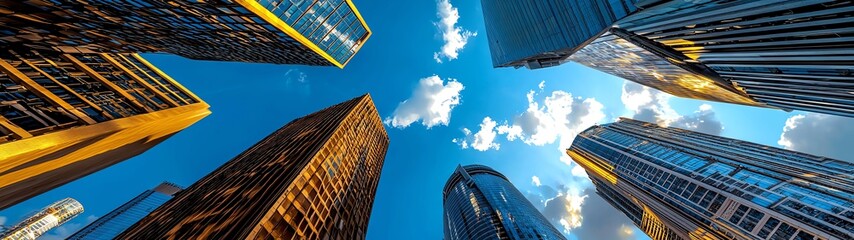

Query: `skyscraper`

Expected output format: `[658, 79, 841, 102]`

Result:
[0, 50, 210, 210]
[1, 198, 84, 240]
[480, 0, 854, 117]
[443, 164, 565, 240]
[0, 0, 371, 68]
[480, 0, 640, 69]
[67, 182, 183, 240]
[567, 118, 854, 240]
[119, 94, 389, 239]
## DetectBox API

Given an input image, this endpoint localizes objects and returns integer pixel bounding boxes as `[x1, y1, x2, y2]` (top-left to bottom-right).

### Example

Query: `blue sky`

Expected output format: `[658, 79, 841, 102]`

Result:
[2, 1, 852, 239]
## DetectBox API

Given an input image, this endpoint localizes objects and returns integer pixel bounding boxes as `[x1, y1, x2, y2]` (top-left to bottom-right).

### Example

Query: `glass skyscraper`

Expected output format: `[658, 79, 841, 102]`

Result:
[480, 0, 854, 118]
[479, 0, 639, 69]
[0, 0, 371, 68]
[1, 198, 84, 240]
[0, 50, 209, 210]
[568, 118, 854, 240]
[67, 182, 183, 240]
[119, 94, 389, 239]
[443, 164, 565, 240]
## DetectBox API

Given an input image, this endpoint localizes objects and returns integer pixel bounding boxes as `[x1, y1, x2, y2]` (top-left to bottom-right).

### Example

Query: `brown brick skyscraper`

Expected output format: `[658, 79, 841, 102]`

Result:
[119, 94, 389, 239]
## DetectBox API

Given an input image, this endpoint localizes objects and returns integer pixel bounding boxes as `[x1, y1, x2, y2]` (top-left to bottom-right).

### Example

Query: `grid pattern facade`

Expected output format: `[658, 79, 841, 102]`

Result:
[0, 0, 371, 67]
[0, 50, 209, 210]
[118, 94, 389, 240]
[1, 198, 84, 240]
[614, 0, 854, 118]
[480, 0, 854, 117]
[479, 0, 639, 69]
[68, 182, 182, 240]
[443, 165, 565, 240]
[568, 118, 854, 240]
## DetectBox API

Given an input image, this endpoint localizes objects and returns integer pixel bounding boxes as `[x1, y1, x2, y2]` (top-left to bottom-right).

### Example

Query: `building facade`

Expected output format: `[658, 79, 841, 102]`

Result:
[479, 0, 640, 69]
[1, 198, 84, 240]
[443, 164, 565, 240]
[0, 50, 209, 210]
[0, 0, 371, 68]
[118, 94, 389, 239]
[68, 182, 183, 239]
[480, 0, 854, 117]
[567, 118, 854, 240]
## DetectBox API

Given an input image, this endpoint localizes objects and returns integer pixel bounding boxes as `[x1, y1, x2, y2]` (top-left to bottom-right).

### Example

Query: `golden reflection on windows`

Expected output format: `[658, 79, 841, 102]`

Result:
[569, 33, 762, 107]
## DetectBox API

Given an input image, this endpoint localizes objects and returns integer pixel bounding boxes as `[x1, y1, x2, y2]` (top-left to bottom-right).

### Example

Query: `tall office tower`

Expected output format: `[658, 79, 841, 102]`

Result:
[0, 0, 371, 68]
[67, 182, 183, 240]
[567, 118, 854, 240]
[480, 0, 640, 69]
[1, 198, 84, 240]
[443, 164, 565, 240]
[480, 0, 854, 117]
[0, 50, 210, 210]
[119, 94, 389, 239]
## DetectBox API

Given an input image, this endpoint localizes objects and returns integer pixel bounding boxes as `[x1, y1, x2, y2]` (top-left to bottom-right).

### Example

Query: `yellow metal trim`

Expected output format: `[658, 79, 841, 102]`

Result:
[130, 54, 205, 104]
[101, 54, 181, 108]
[235, 0, 371, 68]
[62, 54, 153, 112]
[0, 115, 32, 139]
[567, 149, 618, 184]
[0, 103, 210, 190]
[340, 0, 371, 67]
[0, 58, 98, 125]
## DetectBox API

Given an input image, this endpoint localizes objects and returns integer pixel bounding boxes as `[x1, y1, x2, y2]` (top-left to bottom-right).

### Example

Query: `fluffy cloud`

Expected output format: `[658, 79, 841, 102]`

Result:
[386, 75, 464, 128]
[670, 104, 723, 135]
[778, 114, 854, 162]
[572, 189, 642, 240]
[498, 90, 605, 149]
[622, 81, 724, 135]
[452, 117, 500, 151]
[433, 0, 476, 63]
[453, 82, 605, 180]
[525, 177, 594, 235]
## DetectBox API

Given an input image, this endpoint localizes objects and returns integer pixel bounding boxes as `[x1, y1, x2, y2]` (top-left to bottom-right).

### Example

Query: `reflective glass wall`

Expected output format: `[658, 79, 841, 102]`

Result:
[443, 165, 565, 240]
[568, 118, 854, 240]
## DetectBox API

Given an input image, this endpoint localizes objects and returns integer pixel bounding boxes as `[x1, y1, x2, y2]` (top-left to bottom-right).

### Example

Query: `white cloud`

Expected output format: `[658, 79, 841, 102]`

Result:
[453, 82, 606, 180]
[385, 75, 464, 128]
[542, 187, 589, 233]
[433, 0, 476, 63]
[778, 114, 854, 162]
[532, 176, 541, 187]
[453, 117, 501, 151]
[499, 90, 605, 148]
[621, 81, 679, 124]
[621, 81, 724, 135]
[670, 104, 723, 136]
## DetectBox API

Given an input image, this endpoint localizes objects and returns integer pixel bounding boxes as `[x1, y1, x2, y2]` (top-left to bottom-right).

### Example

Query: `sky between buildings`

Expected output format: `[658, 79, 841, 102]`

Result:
[1, 1, 852, 239]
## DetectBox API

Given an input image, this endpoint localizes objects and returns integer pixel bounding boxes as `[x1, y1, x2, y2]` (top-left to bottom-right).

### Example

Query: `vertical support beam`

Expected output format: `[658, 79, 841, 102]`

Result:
[118, 54, 190, 105]
[130, 54, 204, 103]
[0, 114, 32, 139]
[101, 53, 181, 108]
[0, 58, 98, 125]
[61, 54, 152, 113]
